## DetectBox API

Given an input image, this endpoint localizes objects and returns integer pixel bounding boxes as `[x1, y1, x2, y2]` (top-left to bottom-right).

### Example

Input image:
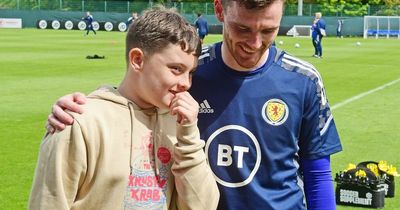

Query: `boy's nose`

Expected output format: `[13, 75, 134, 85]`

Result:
[177, 75, 191, 91]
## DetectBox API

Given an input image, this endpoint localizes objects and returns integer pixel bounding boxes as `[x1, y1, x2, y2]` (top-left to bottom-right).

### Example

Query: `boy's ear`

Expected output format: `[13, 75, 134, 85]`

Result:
[214, 0, 224, 22]
[128, 48, 144, 70]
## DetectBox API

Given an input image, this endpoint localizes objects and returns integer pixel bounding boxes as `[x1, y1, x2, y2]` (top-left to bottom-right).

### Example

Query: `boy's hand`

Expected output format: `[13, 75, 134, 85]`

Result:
[169, 92, 199, 125]
[46, 92, 87, 133]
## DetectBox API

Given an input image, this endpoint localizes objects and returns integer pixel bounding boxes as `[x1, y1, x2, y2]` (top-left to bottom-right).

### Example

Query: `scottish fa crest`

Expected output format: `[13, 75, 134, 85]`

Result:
[261, 99, 288, 126]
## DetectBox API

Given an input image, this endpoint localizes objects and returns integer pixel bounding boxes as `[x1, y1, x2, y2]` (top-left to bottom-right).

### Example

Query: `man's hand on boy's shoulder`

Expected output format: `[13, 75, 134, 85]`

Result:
[47, 92, 87, 133]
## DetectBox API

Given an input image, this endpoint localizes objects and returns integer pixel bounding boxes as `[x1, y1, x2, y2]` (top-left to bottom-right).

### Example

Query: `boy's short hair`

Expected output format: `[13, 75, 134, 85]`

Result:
[221, 0, 284, 10]
[125, 7, 201, 64]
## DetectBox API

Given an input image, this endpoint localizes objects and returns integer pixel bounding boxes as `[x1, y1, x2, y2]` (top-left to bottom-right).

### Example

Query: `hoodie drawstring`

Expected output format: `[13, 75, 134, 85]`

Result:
[153, 109, 160, 177]
[127, 102, 160, 177]
[127, 102, 135, 175]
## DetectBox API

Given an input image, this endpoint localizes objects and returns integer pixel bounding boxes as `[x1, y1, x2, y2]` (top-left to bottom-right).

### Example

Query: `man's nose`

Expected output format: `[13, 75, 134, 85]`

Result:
[247, 33, 263, 49]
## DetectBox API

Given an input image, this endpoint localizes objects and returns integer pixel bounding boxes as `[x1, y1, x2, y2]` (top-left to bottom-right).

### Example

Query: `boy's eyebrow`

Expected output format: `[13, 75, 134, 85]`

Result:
[179, 63, 197, 74]
[169, 62, 186, 68]
[168, 62, 193, 72]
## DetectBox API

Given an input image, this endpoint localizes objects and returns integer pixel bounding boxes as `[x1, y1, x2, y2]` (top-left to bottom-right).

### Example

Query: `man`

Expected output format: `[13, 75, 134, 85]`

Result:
[311, 12, 326, 58]
[47, 0, 342, 209]
[337, 19, 344, 38]
[82, 11, 96, 35]
[29, 8, 219, 210]
[126, 12, 138, 29]
[194, 13, 208, 43]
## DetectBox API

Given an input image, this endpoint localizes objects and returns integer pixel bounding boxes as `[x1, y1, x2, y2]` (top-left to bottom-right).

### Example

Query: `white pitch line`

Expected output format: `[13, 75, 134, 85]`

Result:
[331, 77, 400, 110]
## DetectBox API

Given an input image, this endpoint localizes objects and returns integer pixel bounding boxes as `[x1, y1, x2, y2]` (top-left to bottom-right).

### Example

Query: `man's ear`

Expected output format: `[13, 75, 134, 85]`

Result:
[214, 0, 224, 22]
[128, 48, 144, 71]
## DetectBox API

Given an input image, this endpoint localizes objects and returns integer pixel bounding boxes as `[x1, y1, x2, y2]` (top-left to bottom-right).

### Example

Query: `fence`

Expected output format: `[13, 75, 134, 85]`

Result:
[284, 4, 400, 16]
[0, 0, 215, 15]
[1, 0, 400, 16]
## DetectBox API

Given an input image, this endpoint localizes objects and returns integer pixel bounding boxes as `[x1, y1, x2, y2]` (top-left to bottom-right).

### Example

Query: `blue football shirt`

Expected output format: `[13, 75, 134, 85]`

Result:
[190, 42, 342, 210]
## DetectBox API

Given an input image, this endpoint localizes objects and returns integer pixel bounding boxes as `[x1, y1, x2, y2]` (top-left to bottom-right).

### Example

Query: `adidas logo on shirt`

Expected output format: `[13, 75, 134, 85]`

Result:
[199, 100, 214, 114]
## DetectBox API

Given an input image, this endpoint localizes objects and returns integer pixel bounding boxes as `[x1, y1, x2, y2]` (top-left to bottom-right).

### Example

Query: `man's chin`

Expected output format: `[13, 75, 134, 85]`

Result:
[236, 59, 259, 69]
[233, 53, 258, 67]
[234, 52, 266, 69]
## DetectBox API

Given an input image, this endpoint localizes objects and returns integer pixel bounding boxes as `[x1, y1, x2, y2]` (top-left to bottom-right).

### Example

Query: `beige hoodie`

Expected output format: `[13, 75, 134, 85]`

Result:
[29, 85, 219, 210]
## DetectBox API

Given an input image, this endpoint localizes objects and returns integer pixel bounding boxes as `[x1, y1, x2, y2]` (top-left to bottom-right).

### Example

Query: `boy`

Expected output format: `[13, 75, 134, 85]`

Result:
[29, 7, 219, 210]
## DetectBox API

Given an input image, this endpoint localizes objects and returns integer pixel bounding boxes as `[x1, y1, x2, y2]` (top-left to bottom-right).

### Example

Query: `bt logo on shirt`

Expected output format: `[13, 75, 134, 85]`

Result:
[205, 125, 261, 188]
[217, 144, 249, 168]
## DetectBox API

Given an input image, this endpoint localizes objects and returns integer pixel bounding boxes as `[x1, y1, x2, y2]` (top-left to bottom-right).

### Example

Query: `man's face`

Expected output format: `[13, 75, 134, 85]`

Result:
[133, 44, 198, 109]
[216, 0, 283, 69]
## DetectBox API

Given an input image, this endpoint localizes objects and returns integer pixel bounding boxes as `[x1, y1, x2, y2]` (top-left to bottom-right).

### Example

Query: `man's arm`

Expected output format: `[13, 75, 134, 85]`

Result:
[47, 92, 86, 133]
[29, 123, 87, 209]
[298, 64, 342, 209]
[301, 156, 335, 210]
[169, 92, 220, 209]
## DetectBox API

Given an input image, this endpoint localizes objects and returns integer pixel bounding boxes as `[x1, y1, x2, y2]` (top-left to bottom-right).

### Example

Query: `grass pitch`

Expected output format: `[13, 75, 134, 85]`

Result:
[1, 29, 400, 209]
